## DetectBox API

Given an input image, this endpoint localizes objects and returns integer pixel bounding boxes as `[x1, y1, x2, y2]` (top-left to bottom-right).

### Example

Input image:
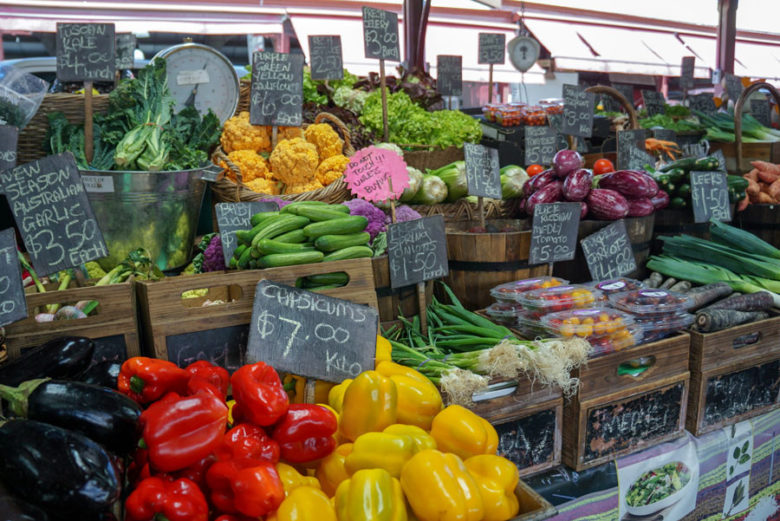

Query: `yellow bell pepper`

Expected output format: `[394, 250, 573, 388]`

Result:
[316, 443, 353, 497]
[277, 462, 321, 495]
[328, 378, 353, 413]
[335, 469, 407, 521]
[430, 405, 498, 460]
[315, 380, 335, 404]
[464, 455, 520, 521]
[401, 450, 484, 521]
[283, 374, 307, 403]
[375, 335, 393, 366]
[345, 432, 414, 478]
[376, 361, 442, 430]
[226, 399, 236, 425]
[267, 486, 337, 521]
[340, 371, 397, 442]
[383, 424, 436, 453]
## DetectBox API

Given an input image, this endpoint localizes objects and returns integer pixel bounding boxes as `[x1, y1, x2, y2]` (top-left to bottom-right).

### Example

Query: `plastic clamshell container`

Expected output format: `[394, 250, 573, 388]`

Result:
[588, 324, 642, 357]
[635, 312, 695, 344]
[490, 277, 568, 303]
[609, 289, 695, 316]
[515, 311, 551, 339]
[485, 302, 522, 326]
[541, 307, 636, 339]
[585, 277, 645, 296]
[515, 285, 605, 317]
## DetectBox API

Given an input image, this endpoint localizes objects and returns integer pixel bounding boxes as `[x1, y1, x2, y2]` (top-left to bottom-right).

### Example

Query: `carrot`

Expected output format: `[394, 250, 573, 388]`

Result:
[757, 192, 775, 204]
[746, 178, 761, 196]
[769, 178, 780, 200]
[751, 160, 780, 176]
[695, 309, 769, 333]
[744, 169, 758, 182]
[686, 282, 733, 310]
[758, 170, 780, 184]
[702, 291, 774, 312]
[737, 195, 750, 212]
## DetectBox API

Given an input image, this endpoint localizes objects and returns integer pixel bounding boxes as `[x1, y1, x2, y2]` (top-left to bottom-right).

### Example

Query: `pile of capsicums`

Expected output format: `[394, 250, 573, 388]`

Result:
[0, 334, 524, 521]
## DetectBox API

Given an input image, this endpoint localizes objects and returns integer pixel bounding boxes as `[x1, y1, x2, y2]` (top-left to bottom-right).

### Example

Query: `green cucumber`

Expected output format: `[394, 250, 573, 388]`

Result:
[284, 205, 353, 222]
[231, 244, 248, 262]
[322, 245, 373, 262]
[314, 232, 371, 252]
[258, 251, 324, 268]
[248, 259, 258, 269]
[237, 246, 254, 269]
[256, 239, 316, 255]
[250, 211, 280, 227]
[274, 229, 308, 244]
[251, 215, 311, 247]
[241, 215, 285, 245]
[281, 201, 349, 213]
[304, 272, 349, 286]
[303, 216, 368, 239]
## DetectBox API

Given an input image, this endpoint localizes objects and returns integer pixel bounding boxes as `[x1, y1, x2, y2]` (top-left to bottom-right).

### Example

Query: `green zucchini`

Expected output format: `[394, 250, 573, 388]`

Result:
[237, 246, 254, 269]
[669, 196, 687, 209]
[256, 239, 316, 255]
[303, 216, 368, 239]
[251, 215, 311, 247]
[258, 251, 324, 268]
[658, 156, 698, 172]
[314, 232, 371, 252]
[322, 245, 373, 262]
[285, 205, 353, 222]
[666, 168, 686, 183]
[250, 211, 280, 227]
[274, 229, 308, 244]
[727, 175, 749, 192]
[694, 156, 720, 171]
[677, 183, 691, 198]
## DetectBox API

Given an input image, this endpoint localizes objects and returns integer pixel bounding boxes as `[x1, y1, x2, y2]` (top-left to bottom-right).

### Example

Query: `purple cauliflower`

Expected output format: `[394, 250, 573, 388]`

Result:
[202, 234, 226, 272]
[394, 205, 422, 223]
[259, 196, 293, 209]
[343, 198, 387, 239]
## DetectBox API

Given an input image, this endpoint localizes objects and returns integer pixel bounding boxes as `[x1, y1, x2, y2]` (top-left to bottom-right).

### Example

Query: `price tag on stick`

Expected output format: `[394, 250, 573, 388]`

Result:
[0, 153, 108, 276]
[362, 7, 400, 61]
[689, 93, 717, 116]
[308, 35, 344, 81]
[524, 126, 560, 166]
[681, 56, 695, 91]
[246, 280, 379, 383]
[581, 220, 637, 282]
[249, 51, 304, 127]
[437, 55, 462, 97]
[215, 202, 278, 262]
[387, 216, 448, 289]
[0, 228, 28, 327]
[641, 90, 666, 117]
[612, 84, 635, 109]
[691, 171, 731, 223]
[464, 144, 501, 199]
[725, 74, 744, 104]
[562, 84, 595, 138]
[478, 33, 506, 64]
[529, 202, 581, 266]
[56, 23, 116, 82]
[115, 33, 136, 70]
[0, 125, 18, 171]
[751, 99, 772, 127]
[617, 129, 652, 171]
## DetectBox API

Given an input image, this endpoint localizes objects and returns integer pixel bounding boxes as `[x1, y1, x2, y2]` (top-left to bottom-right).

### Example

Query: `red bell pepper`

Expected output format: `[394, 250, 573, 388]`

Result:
[272, 404, 338, 464]
[141, 391, 228, 472]
[185, 360, 230, 400]
[119, 357, 189, 404]
[214, 515, 257, 521]
[230, 362, 289, 427]
[206, 458, 285, 517]
[171, 454, 216, 490]
[125, 477, 208, 521]
[216, 423, 280, 463]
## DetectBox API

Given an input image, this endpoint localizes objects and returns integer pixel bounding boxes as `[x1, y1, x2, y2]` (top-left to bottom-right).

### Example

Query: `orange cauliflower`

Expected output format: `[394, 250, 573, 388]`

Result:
[220, 112, 271, 153]
[220, 150, 271, 183]
[304, 123, 344, 160]
[284, 179, 324, 194]
[268, 138, 318, 185]
[279, 127, 304, 140]
[316, 154, 349, 186]
[245, 177, 280, 195]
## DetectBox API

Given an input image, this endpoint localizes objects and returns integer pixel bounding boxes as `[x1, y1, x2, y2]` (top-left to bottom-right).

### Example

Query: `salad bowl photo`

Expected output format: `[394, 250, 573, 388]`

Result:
[625, 462, 694, 517]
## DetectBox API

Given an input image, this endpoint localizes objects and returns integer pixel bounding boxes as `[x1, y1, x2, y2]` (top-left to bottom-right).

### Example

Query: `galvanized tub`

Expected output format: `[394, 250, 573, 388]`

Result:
[80, 168, 206, 271]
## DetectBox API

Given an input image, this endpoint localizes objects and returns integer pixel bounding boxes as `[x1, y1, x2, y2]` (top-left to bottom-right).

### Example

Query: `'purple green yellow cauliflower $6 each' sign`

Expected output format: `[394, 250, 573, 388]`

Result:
[344, 146, 409, 202]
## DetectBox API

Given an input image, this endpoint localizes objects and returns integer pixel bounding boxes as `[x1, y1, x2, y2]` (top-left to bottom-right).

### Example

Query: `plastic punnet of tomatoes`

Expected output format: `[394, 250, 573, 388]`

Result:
[515, 285, 606, 319]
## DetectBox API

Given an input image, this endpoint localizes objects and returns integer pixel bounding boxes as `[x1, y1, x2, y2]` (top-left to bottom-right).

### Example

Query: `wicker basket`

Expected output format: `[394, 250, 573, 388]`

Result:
[236, 80, 251, 115]
[403, 145, 465, 172]
[409, 197, 519, 222]
[210, 112, 354, 204]
[18, 92, 110, 165]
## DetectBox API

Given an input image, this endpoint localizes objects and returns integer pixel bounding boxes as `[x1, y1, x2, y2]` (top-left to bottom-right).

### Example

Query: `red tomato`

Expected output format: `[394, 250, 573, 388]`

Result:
[593, 159, 615, 175]
[527, 164, 545, 176]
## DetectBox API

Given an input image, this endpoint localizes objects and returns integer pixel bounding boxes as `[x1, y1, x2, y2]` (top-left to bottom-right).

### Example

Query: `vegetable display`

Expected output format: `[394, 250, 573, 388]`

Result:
[653, 155, 746, 210]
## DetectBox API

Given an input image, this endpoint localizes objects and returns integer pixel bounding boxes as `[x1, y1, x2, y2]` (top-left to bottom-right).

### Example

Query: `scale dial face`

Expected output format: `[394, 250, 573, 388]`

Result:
[154, 43, 240, 123]
[508, 36, 541, 73]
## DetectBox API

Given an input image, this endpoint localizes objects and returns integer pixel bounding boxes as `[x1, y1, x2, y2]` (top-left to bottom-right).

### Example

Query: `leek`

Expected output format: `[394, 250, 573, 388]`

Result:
[710, 219, 780, 259]
[660, 235, 780, 280]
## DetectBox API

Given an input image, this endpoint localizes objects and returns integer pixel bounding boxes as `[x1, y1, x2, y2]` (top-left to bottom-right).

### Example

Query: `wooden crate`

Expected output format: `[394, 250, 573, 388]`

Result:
[574, 333, 690, 400]
[3, 281, 140, 364]
[687, 315, 780, 435]
[562, 372, 689, 471]
[135, 259, 378, 370]
[511, 480, 557, 521]
[708, 141, 780, 174]
[470, 377, 563, 478]
[372, 255, 432, 322]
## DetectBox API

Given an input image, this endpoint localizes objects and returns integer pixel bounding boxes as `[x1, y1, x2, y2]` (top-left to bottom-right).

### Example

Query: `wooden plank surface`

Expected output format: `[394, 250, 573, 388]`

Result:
[690, 313, 780, 372]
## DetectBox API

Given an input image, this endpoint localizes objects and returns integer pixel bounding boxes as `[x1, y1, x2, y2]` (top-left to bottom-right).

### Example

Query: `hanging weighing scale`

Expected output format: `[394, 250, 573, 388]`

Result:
[153, 43, 240, 124]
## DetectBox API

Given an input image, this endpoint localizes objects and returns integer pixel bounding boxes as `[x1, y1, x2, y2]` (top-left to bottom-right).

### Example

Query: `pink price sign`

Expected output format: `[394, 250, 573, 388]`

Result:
[344, 146, 409, 202]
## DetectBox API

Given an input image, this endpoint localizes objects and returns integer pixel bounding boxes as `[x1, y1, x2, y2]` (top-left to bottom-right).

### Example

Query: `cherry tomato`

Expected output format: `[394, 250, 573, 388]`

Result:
[593, 159, 615, 175]
[527, 164, 545, 176]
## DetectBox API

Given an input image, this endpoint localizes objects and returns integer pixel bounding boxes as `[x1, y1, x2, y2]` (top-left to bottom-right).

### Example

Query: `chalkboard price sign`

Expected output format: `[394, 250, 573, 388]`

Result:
[0, 228, 27, 327]
[478, 33, 506, 64]
[641, 90, 665, 117]
[0, 153, 108, 277]
[464, 143, 502, 199]
[308, 35, 344, 81]
[215, 202, 278, 262]
[680, 56, 695, 91]
[56, 23, 116, 82]
[652, 129, 677, 145]
[561, 84, 595, 138]
[713, 149, 726, 171]
[246, 281, 378, 383]
[690, 171, 731, 223]
[495, 408, 557, 471]
[581, 220, 637, 282]
[115, 33, 136, 70]
[524, 126, 560, 166]
[437, 55, 462, 97]
[387, 216, 448, 289]
[168, 325, 248, 372]
[0, 125, 18, 171]
[250, 51, 304, 127]
[725, 73, 743, 104]
[703, 359, 779, 428]
[688, 93, 717, 116]
[612, 84, 634, 109]
[751, 99, 772, 127]
[529, 202, 581, 266]
[617, 129, 651, 171]
[362, 7, 400, 62]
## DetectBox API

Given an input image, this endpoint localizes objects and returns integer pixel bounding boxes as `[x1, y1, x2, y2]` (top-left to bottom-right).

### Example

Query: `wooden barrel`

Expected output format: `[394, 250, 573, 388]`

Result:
[372, 255, 433, 322]
[652, 209, 712, 255]
[735, 204, 780, 246]
[553, 215, 655, 283]
[442, 219, 549, 311]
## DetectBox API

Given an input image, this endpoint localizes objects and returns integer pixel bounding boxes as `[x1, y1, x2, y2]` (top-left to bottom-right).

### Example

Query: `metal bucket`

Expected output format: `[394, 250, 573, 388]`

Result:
[81, 168, 206, 271]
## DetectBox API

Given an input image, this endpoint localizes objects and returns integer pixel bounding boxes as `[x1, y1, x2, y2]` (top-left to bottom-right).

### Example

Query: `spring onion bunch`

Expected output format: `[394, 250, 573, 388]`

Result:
[695, 110, 780, 143]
